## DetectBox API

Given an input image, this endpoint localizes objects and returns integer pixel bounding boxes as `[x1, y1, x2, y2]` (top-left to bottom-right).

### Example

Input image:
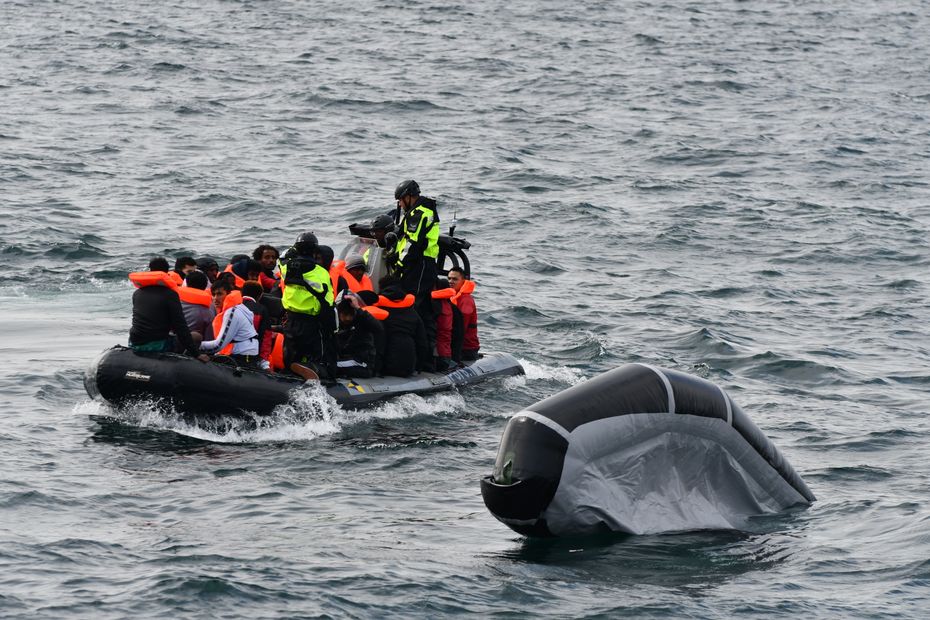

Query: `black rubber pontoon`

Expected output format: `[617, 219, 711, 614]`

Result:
[85, 345, 523, 415]
[480, 363, 815, 537]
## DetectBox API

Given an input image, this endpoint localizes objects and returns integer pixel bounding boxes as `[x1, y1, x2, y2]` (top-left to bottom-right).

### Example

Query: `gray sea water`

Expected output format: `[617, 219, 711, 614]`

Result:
[2, 0, 929, 617]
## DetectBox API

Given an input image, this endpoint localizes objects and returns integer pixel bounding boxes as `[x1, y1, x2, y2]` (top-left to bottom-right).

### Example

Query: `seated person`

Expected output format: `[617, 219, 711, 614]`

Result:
[200, 278, 260, 366]
[378, 282, 429, 377]
[129, 257, 205, 360]
[448, 267, 480, 360]
[179, 269, 215, 340]
[241, 280, 274, 370]
[252, 244, 280, 292]
[334, 294, 384, 378]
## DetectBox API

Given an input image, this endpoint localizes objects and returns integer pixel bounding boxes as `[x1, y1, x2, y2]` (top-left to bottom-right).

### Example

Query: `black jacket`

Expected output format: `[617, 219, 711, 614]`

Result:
[129, 286, 196, 355]
[337, 309, 384, 370]
[380, 288, 430, 377]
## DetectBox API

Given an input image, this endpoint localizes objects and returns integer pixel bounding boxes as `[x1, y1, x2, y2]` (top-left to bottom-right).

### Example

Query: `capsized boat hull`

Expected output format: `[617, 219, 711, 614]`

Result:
[85, 345, 523, 414]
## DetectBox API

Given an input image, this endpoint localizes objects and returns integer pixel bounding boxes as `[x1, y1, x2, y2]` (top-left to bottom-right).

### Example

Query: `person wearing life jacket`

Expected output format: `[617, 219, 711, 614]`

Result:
[334, 293, 384, 378]
[179, 269, 215, 340]
[431, 277, 464, 372]
[448, 267, 480, 360]
[390, 179, 440, 368]
[377, 280, 430, 378]
[200, 278, 260, 367]
[252, 244, 280, 293]
[128, 257, 206, 361]
[223, 257, 262, 289]
[279, 232, 336, 380]
[241, 280, 274, 371]
[333, 254, 374, 296]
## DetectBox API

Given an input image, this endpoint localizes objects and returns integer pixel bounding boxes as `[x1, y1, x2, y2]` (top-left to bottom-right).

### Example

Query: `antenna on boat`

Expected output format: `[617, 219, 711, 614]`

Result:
[449, 207, 457, 237]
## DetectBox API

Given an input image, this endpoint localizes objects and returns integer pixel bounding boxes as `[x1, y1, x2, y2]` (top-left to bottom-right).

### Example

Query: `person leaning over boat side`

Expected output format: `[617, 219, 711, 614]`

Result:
[335, 293, 384, 378]
[279, 232, 336, 380]
[129, 256, 207, 361]
[252, 244, 280, 292]
[390, 179, 439, 368]
[200, 278, 260, 367]
[448, 267, 480, 360]
[179, 269, 215, 340]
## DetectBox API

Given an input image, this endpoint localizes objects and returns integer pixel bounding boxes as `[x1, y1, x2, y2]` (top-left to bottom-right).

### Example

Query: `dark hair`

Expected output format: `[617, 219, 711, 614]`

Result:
[174, 256, 196, 272]
[378, 275, 399, 289]
[149, 257, 170, 272]
[246, 259, 263, 274]
[215, 271, 238, 289]
[337, 298, 356, 316]
[229, 254, 249, 265]
[435, 276, 450, 289]
[448, 267, 466, 277]
[252, 245, 279, 261]
[195, 257, 219, 272]
[241, 280, 263, 300]
[212, 278, 234, 294]
[185, 270, 208, 290]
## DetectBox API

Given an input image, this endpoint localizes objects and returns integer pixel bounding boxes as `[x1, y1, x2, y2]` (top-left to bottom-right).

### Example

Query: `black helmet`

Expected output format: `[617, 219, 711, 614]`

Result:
[394, 179, 420, 200]
[370, 214, 395, 231]
[293, 231, 318, 254]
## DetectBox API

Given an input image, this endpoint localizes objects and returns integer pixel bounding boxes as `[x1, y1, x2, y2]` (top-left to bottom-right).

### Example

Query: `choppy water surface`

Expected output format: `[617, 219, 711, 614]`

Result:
[2, 0, 929, 617]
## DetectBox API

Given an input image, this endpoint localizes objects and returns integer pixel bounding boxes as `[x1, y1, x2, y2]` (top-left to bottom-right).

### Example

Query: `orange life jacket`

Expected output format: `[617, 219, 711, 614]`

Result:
[168, 271, 184, 286]
[376, 293, 416, 309]
[128, 271, 178, 291]
[451, 280, 476, 306]
[431, 287, 455, 300]
[330, 259, 374, 294]
[364, 305, 389, 321]
[222, 264, 246, 288]
[177, 285, 212, 307]
[270, 331, 285, 371]
[210, 290, 244, 356]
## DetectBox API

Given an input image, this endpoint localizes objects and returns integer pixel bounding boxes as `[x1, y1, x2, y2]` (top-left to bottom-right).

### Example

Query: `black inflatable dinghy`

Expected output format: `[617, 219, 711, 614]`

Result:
[85, 345, 523, 414]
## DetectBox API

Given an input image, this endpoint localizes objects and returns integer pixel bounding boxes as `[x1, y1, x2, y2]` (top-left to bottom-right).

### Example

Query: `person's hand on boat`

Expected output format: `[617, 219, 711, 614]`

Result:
[197, 354, 210, 363]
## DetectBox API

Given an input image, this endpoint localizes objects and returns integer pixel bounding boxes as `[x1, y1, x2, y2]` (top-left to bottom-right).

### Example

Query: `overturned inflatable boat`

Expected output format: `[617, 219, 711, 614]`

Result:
[481, 363, 815, 537]
[85, 345, 523, 415]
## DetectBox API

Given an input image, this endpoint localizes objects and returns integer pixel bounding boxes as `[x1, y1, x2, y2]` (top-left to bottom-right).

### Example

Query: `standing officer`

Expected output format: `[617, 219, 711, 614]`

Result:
[279, 232, 335, 380]
[390, 180, 440, 366]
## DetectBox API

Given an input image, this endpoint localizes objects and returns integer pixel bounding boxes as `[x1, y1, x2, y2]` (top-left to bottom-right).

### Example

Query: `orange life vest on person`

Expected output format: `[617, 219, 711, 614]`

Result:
[222, 264, 246, 288]
[177, 285, 212, 307]
[363, 305, 389, 320]
[210, 290, 243, 356]
[431, 288, 455, 300]
[376, 293, 415, 309]
[330, 259, 374, 294]
[450, 280, 476, 306]
[270, 331, 285, 371]
[128, 271, 178, 291]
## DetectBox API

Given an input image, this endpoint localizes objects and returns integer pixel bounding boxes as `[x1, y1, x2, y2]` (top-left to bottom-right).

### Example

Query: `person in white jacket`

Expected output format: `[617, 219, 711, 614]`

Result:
[200, 278, 260, 367]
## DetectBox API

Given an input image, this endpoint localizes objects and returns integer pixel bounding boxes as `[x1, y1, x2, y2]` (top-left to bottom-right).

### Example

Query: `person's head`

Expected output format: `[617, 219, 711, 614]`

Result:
[241, 280, 263, 301]
[252, 245, 279, 271]
[345, 254, 366, 281]
[214, 271, 238, 290]
[435, 276, 450, 290]
[212, 278, 234, 310]
[337, 298, 356, 327]
[185, 270, 208, 290]
[195, 257, 220, 282]
[174, 256, 196, 275]
[293, 232, 318, 256]
[314, 245, 335, 270]
[148, 256, 170, 272]
[246, 259, 263, 281]
[394, 179, 420, 211]
[370, 214, 395, 245]
[379, 275, 399, 290]
[448, 267, 466, 291]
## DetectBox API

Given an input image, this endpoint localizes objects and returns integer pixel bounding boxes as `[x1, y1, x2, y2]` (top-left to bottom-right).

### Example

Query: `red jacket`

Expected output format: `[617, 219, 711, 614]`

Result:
[436, 299, 453, 358]
[456, 292, 479, 352]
